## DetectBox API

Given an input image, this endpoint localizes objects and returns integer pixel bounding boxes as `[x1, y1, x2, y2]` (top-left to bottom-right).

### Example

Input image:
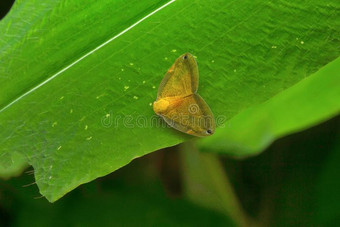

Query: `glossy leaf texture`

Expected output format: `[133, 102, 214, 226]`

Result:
[0, 0, 339, 201]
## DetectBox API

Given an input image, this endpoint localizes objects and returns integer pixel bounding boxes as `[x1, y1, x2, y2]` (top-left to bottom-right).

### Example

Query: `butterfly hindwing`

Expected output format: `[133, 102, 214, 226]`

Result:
[160, 94, 215, 137]
[157, 53, 199, 99]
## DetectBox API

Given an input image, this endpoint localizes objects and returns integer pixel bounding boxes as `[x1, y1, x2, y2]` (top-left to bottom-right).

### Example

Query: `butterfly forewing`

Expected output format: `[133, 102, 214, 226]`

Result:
[157, 53, 199, 99]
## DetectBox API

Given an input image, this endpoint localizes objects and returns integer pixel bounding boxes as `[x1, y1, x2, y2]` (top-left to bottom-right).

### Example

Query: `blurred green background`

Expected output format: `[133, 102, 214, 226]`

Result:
[1, 116, 339, 226]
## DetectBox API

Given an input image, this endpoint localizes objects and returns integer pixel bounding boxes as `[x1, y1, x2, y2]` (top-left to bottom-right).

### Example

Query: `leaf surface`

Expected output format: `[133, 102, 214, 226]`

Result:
[200, 57, 340, 157]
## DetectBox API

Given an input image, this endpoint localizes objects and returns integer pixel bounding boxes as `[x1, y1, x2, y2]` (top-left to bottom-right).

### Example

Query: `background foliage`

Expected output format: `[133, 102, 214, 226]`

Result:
[1, 117, 339, 226]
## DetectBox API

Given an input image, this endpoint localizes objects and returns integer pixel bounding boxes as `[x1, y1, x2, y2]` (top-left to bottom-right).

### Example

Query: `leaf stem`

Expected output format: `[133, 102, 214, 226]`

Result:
[179, 141, 252, 226]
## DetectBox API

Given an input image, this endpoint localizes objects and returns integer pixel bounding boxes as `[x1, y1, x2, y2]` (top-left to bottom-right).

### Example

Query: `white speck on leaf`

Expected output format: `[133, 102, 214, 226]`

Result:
[105, 113, 110, 118]
[70, 109, 73, 114]
[149, 103, 152, 106]
[96, 94, 105, 99]
[142, 81, 146, 84]
[234, 69, 237, 73]
[133, 96, 138, 99]
[85, 125, 88, 130]
[52, 122, 57, 127]
[79, 116, 86, 121]
[121, 68, 124, 71]
[300, 41, 304, 44]
[49, 176, 52, 180]
[60, 96, 64, 100]
[86, 136, 92, 141]
[129, 63, 134, 66]
[271, 45, 277, 49]
[171, 49, 177, 53]
[124, 86, 129, 90]
[57, 146, 62, 150]
[152, 85, 156, 89]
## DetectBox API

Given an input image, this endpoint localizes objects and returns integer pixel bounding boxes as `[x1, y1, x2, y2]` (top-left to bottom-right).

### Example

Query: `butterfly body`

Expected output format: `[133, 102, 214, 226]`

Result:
[153, 53, 215, 137]
[153, 98, 170, 114]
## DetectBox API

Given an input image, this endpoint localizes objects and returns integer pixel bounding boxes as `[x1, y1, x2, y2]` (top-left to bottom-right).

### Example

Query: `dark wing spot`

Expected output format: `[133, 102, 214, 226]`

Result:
[206, 129, 212, 134]
[183, 55, 188, 60]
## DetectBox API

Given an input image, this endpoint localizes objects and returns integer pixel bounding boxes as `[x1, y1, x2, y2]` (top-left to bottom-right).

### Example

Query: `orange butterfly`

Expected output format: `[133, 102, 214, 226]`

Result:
[153, 53, 215, 137]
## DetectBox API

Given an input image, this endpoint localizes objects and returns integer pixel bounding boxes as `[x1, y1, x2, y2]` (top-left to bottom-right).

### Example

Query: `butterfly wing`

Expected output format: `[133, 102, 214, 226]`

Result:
[157, 53, 199, 99]
[160, 94, 216, 137]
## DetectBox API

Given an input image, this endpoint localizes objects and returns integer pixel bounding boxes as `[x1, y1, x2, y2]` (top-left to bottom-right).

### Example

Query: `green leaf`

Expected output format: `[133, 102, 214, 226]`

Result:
[0, 0, 339, 201]
[200, 56, 340, 157]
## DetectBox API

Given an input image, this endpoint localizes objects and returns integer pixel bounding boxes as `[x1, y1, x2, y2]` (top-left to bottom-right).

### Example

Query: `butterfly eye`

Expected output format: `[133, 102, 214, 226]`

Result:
[206, 129, 212, 134]
[183, 55, 188, 60]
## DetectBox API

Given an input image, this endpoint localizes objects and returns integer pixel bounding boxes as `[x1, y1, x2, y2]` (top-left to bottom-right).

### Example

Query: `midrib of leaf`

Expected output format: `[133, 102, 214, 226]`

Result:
[0, 0, 176, 113]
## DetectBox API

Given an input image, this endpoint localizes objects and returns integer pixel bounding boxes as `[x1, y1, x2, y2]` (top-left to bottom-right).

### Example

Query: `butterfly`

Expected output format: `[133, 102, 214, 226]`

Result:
[153, 53, 215, 137]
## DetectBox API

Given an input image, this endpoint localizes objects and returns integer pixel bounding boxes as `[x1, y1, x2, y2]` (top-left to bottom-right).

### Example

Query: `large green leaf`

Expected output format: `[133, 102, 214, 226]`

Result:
[0, 0, 339, 202]
[200, 56, 340, 157]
